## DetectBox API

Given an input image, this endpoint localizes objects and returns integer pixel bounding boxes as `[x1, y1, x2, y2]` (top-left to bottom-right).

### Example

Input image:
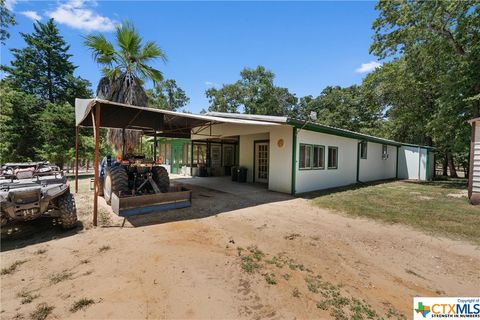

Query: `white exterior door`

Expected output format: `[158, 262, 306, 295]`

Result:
[255, 142, 269, 183]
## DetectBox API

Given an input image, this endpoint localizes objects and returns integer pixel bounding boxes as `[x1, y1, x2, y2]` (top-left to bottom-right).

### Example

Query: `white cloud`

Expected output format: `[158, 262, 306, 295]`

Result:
[355, 61, 382, 73]
[46, 0, 117, 32]
[4, 0, 17, 11]
[20, 10, 42, 21]
[205, 81, 218, 88]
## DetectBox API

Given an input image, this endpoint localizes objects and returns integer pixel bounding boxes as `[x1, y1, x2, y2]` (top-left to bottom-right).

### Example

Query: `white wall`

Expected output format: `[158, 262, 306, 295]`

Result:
[239, 132, 269, 183]
[268, 125, 293, 193]
[358, 143, 397, 182]
[295, 130, 358, 194]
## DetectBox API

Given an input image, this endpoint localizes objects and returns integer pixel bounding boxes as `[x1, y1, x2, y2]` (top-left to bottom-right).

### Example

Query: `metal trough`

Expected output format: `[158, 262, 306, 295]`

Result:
[111, 185, 192, 217]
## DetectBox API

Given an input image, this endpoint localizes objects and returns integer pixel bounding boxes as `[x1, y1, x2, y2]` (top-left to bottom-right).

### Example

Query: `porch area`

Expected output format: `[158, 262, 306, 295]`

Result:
[171, 175, 268, 195]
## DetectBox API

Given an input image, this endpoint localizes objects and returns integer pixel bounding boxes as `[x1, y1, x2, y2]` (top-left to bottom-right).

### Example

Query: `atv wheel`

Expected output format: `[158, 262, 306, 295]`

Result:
[152, 166, 170, 193]
[104, 166, 129, 204]
[58, 192, 77, 229]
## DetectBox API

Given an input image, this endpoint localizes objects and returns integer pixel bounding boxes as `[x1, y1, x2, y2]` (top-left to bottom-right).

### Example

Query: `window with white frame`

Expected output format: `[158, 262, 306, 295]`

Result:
[299, 144, 312, 169]
[313, 145, 325, 169]
[328, 146, 338, 169]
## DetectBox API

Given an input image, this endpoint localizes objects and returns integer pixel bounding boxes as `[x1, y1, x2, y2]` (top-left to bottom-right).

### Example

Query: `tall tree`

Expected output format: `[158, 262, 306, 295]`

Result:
[292, 85, 383, 135]
[4, 19, 84, 103]
[0, 82, 41, 162]
[84, 21, 166, 154]
[146, 79, 189, 111]
[0, 0, 15, 45]
[370, 0, 479, 176]
[206, 66, 297, 116]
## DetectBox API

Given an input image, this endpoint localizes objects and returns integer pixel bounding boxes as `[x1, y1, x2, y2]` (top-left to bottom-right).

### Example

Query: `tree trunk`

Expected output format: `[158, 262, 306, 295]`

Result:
[442, 153, 448, 176]
[447, 153, 458, 178]
[86, 159, 90, 172]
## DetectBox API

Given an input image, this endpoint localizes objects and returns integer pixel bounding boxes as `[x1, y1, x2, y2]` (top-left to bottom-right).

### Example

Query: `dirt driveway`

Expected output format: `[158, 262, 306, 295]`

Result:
[1, 182, 479, 319]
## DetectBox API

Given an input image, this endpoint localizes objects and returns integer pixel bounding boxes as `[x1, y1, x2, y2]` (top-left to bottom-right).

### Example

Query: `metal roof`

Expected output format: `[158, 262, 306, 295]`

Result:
[75, 99, 433, 149]
[75, 99, 280, 138]
[206, 112, 288, 123]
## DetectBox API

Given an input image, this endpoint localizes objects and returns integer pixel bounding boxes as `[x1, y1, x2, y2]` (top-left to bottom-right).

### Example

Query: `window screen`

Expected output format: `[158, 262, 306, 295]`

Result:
[328, 147, 338, 169]
[299, 144, 312, 169]
[360, 141, 367, 159]
[313, 145, 325, 169]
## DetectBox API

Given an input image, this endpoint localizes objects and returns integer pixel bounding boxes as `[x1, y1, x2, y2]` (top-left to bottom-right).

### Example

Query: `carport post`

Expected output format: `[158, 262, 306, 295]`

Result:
[75, 125, 79, 193]
[92, 103, 101, 227]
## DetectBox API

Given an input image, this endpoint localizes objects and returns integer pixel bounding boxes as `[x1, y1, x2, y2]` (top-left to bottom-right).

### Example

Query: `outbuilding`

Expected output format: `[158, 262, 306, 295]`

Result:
[468, 117, 480, 205]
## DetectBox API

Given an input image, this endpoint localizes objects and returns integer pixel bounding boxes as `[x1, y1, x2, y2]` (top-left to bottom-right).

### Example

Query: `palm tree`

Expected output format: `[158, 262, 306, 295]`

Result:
[84, 21, 166, 155]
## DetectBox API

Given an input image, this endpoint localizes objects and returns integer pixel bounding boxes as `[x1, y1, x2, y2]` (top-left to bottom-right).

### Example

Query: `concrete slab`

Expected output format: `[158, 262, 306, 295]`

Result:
[171, 175, 268, 195]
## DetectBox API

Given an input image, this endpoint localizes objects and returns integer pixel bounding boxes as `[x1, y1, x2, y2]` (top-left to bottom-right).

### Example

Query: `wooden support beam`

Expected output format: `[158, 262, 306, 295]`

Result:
[92, 104, 101, 227]
[75, 126, 79, 193]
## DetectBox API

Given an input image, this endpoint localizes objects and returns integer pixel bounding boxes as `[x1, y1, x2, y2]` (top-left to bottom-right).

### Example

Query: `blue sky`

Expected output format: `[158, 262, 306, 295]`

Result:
[2, 0, 382, 113]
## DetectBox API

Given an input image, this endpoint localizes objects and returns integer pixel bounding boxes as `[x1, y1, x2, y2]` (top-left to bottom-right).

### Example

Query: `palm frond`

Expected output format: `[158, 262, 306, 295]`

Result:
[83, 33, 116, 66]
[138, 41, 167, 64]
[137, 63, 163, 85]
[116, 21, 142, 59]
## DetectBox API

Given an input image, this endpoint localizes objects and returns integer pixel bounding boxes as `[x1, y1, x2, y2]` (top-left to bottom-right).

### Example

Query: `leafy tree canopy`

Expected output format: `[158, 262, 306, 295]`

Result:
[0, 0, 15, 45]
[146, 79, 189, 111]
[206, 66, 297, 116]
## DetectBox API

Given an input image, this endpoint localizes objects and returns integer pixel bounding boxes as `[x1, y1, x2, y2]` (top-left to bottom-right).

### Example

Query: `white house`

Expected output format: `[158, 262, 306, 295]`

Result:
[186, 112, 434, 195]
[75, 99, 434, 196]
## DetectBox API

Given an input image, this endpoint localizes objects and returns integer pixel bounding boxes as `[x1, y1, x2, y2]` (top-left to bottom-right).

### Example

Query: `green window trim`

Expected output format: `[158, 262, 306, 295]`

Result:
[360, 141, 368, 159]
[328, 146, 339, 169]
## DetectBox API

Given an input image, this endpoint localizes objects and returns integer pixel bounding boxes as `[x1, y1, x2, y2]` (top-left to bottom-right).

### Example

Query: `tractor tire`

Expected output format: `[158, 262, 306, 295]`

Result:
[58, 192, 78, 230]
[152, 166, 170, 193]
[103, 166, 129, 204]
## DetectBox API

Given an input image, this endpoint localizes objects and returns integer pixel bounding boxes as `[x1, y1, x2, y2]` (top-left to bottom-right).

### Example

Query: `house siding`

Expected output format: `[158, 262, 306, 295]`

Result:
[358, 143, 397, 182]
[295, 129, 358, 194]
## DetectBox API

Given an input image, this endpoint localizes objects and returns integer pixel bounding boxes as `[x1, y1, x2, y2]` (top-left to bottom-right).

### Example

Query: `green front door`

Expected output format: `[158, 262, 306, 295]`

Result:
[171, 144, 183, 174]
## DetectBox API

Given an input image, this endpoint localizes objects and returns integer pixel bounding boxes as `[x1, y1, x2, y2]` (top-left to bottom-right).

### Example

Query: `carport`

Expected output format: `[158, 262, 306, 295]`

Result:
[74, 98, 277, 225]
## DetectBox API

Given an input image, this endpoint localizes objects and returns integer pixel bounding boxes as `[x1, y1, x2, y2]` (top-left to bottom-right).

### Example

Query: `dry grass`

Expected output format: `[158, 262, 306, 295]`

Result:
[1, 260, 27, 275]
[30, 303, 54, 320]
[49, 270, 73, 284]
[310, 179, 480, 244]
[70, 298, 95, 313]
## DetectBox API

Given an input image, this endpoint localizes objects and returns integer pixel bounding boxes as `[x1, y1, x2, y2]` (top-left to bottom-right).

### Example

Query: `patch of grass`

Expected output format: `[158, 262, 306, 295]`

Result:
[34, 249, 47, 255]
[282, 273, 290, 281]
[247, 246, 265, 261]
[264, 273, 277, 285]
[292, 287, 300, 298]
[49, 270, 73, 284]
[1, 260, 27, 275]
[236, 247, 244, 256]
[98, 245, 111, 253]
[30, 303, 54, 320]
[17, 289, 39, 304]
[70, 298, 95, 313]
[240, 255, 260, 273]
[284, 233, 301, 240]
[310, 179, 480, 244]
[386, 307, 407, 319]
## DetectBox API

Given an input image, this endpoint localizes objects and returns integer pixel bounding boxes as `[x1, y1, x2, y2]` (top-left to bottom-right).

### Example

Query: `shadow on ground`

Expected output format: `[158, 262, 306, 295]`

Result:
[124, 183, 292, 228]
[1, 218, 84, 252]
